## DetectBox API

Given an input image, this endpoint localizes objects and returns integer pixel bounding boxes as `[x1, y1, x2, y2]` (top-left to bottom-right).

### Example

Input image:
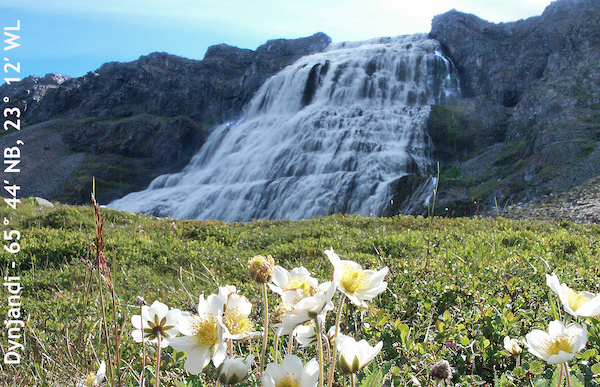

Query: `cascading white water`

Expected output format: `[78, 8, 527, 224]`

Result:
[109, 33, 460, 221]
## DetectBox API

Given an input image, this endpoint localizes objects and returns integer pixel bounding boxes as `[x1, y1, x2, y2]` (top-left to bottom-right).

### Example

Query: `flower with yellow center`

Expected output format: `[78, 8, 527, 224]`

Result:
[275, 281, 336, 336]
[525, 320, 587, 364]
[170, 294, 227, 374]
[77, 361, 105, 387]
[221, 292, 261, 341]
[269, 266, 318, 308]
[131, 300, 182, 347]
[546, 273, 600, 318]
[325, 248, 388, 307]
[262, 355, 319, 387]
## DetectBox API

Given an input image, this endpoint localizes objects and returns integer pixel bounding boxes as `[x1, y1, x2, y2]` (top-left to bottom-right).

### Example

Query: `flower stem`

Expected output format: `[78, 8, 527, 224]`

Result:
[327, 296, 346, 387]
[564, 363, 571, 387]
[350, 373, 356, 387]
[314, 317, 324, 387]
[274, 332, 280, 363]
[140, 308, 146, 387]
[97, 253, 114, 386]
[557, 362, 564, 387]
[156, 332, 162, 387]
[260, 282, 269, 378]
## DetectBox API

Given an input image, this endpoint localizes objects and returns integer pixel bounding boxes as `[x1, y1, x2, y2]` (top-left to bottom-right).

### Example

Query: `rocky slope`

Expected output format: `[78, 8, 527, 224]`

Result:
[2, 0, 599, 221]
[0, 33, 331, 204]
[427, 0, 600, 216]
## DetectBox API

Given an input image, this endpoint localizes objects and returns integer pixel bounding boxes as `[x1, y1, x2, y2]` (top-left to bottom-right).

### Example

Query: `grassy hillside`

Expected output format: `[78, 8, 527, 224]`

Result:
[1, 201, 599, 386]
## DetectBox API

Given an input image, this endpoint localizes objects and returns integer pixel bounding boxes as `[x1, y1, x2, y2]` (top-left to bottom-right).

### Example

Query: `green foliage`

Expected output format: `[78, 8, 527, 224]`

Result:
[1, 201, 600, 386]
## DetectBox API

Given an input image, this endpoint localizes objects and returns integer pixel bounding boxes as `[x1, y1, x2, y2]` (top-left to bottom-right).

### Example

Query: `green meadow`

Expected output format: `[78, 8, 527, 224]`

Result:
[1, 200, 599, 386]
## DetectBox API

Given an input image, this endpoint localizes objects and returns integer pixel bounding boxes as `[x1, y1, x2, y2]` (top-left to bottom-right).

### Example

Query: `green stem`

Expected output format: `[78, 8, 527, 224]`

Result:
[140, 307, 146, 387]
[350, 373, 356, 387]
[564, 363, 571, 387]
[110, 284, 121, 386]
[314, 317, 324, 387]
[260, 283, 269, 378]
[156, 332, 162, 387]
[97, 257, 114, 386]
[557, 362, 564, 387]
[327, 296, 346, 387]
[274, 332, 280, 364]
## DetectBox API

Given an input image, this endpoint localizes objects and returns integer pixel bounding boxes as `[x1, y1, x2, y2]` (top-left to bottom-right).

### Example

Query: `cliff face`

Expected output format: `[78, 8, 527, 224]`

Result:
[427, 0, 600, 215]
[0, 32, 331, 204]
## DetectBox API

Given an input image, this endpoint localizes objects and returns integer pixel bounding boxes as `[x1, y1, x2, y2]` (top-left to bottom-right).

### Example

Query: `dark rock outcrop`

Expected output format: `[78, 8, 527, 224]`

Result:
[426, 0, 600, 215]
[0, 32, 331, 204]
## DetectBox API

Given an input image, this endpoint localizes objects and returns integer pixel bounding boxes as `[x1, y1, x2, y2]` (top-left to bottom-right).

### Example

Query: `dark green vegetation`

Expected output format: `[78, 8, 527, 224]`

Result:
[1, 201, 599, 386]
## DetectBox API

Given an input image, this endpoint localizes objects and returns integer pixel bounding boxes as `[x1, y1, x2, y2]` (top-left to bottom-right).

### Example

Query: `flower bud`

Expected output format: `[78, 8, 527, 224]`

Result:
[430, 360, 453, 384]
[135, 295, 147, 307]
[503, 336, 522, 356]
[248, 255, 274, 283]
[217, 355, 254, 385]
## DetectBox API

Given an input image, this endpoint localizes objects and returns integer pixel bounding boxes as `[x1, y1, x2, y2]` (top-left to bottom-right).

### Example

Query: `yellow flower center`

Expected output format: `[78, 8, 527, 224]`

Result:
[565, 288, 588, 312]
[540, 334, 575, 357]
[340, 264, 367, 293]
[191, 316, 219, 347]
[83, 372, 96, 387]
[277, 373, 300, 387]
[223, 308, 253, 336]
[286, 276, 316, 296]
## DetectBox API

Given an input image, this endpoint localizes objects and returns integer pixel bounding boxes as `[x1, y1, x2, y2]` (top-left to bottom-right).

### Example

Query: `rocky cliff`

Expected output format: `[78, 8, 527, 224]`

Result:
[427, 0, 600, 215]
[0, 32, 331, 204]
[2, 0, 599, 218]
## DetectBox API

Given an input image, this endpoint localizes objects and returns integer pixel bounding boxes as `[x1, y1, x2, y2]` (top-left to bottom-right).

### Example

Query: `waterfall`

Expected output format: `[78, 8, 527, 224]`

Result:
[109, 33, 460, 221]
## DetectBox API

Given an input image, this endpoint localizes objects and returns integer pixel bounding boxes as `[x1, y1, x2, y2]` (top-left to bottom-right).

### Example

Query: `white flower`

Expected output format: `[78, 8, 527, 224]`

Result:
[218, 355, 254, 385]
[325, 248, 388, 307]
[503, 336, 522, 356]
[262, 355, 319, 387]
[275, 281, 336, 336]
[525, 320, 587, 364]
[169, 294, 227, 374]
[335, 335, 383, 374]
[77, 360, 106, 387]
[270, 266, 319, 308]
[131, 300, 182, 347]
[221, 292, 260, 340]
[546, 273, 600, 318]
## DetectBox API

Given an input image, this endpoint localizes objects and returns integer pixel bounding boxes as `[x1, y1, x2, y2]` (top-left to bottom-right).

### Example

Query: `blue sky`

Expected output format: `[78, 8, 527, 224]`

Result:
[2, 0, 553, 80]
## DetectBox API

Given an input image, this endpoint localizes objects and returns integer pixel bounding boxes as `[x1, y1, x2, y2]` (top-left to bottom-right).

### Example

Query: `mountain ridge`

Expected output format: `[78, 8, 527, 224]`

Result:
[2, 0, 599, 220]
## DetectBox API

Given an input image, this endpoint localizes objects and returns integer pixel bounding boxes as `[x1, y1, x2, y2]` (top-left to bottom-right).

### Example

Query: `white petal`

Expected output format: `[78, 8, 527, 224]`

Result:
[566, 322, 588, 354]
[149, 300, 169, 319]
[212, 342, 228, 367]
[282, 354, 305, 375]
[169, 335, 198, 351]
[131, 314, 144, 330]
[325, 248, 342, 268]
[264, 362, 286, 384]
[271, 266, 290, 291]
[299, 358, 319, 387]
[184, 346, 212, 375]
[95, 360, 106, 384]
[131, 329, 144, 343]
[575, 295, 600, 317]
[226, 294, 252, 316]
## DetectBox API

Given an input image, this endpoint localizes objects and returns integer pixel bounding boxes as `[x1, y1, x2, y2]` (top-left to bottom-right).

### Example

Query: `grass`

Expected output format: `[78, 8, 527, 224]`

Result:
[1, 200, 599, 386]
